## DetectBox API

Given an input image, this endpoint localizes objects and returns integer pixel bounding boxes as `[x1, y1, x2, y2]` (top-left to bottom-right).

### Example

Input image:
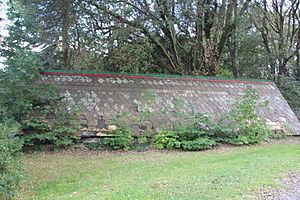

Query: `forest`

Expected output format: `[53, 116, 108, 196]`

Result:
[0, 0, 298, 76]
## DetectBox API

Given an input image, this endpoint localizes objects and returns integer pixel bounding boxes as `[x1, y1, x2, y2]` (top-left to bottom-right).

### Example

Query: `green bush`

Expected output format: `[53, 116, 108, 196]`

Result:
[102, 125, 134, 151]
[0, 50, 81, 149]
[0, 120, 24, 199]
[132, 130, 153, 151]
[86, 142, 103, 150]
[181, 137, 216, 151]
[152, 131, 180, 149]
[152, 127, 216, 151]
[21, 100, 81, 149]
[176, 127, 204, 141]
[152, 89, 271, 150]
[216, 89, 271, 145]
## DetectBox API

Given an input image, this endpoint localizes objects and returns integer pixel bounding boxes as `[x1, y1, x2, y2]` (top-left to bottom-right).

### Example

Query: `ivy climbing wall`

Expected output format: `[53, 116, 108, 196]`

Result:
[41, 71, 300, 135]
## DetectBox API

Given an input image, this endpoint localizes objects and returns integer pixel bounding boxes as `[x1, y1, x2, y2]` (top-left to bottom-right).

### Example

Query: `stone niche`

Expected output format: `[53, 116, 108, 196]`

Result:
[41, 71, 300, 135]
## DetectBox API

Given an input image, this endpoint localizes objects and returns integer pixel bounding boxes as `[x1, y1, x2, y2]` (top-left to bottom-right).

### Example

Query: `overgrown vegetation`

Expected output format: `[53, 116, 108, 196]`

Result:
[0, 120, 23, 199]
[21, 101, 81, 149]
[0, 50, 80, 149]
[94, 89, 272, 151]
[102, 124, 134, 151]
[216, 89, 271, 145]
[152, 117, 216, 151]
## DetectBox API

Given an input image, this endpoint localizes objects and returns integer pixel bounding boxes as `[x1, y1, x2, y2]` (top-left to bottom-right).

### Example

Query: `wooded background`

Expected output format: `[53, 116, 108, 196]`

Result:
[0, 0, 299, 76]
[0, 0, 300, 116]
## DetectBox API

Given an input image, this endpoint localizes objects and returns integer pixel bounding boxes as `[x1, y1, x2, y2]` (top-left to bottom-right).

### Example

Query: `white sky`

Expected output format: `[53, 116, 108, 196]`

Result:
[0, 0, 8, 69]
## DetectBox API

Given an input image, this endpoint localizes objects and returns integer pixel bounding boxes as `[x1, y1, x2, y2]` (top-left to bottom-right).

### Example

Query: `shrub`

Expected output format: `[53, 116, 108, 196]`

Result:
[0, 51, 81, 149]
[152, 114, 216, 150]
[132, 130, 153, 151]
[86, 142, 102, 150]
[181, 137, 216, 151]
[176, 127, 204, 141]
[151, 89, 271, 150]
[152, 130, 217, 151]
[102, 124, 134, 151]
[21, 100, 81, 149]
[176, 116, 214, 141]
[0, 120, 24, 199]
[152, 131, 179, 149]
[217, 89, 271, 145]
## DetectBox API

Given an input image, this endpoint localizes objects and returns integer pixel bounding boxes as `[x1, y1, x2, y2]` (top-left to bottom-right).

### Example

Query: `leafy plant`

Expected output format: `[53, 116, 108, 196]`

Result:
[0, 120, 24, 199]
[0, 50, 81, 149]
[152, 131, 179, 149]
[86, 142, 103, 150]
[152, 89, 271, 150]
[176, 114, 214, 140]
[102, 124, 134, 151]
[21, 100, 81, 149]
[152, 117, 216, 151]
[152, 129, 217, 151]
[132, 130, 153, 151]
[217, 89, 271, 145]
[181, 137, 216, 151]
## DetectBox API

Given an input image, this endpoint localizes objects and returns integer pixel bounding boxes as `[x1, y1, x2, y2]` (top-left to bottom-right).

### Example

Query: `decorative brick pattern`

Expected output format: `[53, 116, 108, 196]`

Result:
[41, 72, 300, 135]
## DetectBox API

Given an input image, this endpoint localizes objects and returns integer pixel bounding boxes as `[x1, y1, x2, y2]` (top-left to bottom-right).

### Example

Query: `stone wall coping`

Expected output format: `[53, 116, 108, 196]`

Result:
[41, 71, 273, 85]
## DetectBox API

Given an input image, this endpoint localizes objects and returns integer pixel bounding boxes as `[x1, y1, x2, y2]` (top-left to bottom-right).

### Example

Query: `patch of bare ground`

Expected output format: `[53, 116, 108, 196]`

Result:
[266, 136, 300, 144]
[22, 136, 300, 157]
[258, 171, 300, 200]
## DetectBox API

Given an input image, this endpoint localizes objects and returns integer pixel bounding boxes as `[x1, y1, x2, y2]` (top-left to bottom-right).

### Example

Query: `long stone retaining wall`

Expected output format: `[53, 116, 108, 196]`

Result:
[41, 71, 300, 135]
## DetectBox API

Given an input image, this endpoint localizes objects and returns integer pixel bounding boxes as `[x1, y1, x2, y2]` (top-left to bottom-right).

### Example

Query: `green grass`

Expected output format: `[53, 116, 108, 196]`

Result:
[20, 144, 300, 200]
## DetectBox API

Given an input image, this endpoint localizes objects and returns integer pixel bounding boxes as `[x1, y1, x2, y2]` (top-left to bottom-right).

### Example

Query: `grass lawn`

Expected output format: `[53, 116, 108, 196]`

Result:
[20, 143, 300, 200]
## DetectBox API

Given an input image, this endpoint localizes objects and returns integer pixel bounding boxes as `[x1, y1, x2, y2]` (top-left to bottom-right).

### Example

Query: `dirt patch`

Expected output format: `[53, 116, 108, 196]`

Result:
[258, 172, 300, 200]
[266, 136, 300, 144]
[22, 136, 300, 157]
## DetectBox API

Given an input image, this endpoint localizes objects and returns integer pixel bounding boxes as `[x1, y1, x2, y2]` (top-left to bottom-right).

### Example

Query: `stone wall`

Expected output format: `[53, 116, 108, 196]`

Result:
[41, 71, 300, 135]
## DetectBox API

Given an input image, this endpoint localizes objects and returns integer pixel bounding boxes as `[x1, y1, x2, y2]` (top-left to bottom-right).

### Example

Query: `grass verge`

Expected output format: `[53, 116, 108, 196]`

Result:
[20, 144, 300, 200]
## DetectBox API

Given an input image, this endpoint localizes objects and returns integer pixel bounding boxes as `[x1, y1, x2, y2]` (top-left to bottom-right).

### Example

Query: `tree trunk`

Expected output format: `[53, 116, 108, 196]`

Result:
[295, 50, 300, 80]
[229, 1, 238, 78]
[62, 2, 70, 70]
[229, 34, 238, 78]
[195, 0, 205, 72]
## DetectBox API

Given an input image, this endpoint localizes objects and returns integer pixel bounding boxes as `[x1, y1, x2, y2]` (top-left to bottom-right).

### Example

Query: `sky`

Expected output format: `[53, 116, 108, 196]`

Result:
[0, 0, 8, 69]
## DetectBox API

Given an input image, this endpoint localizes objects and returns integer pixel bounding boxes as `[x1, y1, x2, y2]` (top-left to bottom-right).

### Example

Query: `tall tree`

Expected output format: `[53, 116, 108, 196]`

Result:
[253, 0, 300, 79]
[14, 0, 80, 69]
[86, 0, 251, 75]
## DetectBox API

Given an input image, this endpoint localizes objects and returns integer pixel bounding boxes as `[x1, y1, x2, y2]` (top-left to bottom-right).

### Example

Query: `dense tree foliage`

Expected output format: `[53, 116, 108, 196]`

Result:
[0, 0, 299, 114]
[0, 0, 298, 78]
